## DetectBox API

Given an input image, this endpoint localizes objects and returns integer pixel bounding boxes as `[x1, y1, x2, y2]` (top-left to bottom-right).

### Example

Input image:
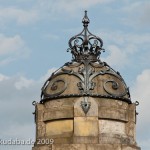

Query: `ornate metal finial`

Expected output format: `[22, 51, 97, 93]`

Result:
[68, 11, 104, 62]
[82, 10, 90, 27]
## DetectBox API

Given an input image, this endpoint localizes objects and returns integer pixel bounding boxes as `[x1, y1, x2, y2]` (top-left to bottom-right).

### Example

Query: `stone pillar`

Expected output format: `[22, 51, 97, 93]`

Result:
[32, 97, 140, 150]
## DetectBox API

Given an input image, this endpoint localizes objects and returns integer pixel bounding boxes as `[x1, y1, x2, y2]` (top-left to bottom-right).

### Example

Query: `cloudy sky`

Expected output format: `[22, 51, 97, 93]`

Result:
[0, 0, 150, 149]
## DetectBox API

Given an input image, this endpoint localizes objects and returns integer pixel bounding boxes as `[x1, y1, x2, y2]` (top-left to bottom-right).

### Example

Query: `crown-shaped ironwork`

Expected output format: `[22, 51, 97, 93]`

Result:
[68, 11, 104, 62]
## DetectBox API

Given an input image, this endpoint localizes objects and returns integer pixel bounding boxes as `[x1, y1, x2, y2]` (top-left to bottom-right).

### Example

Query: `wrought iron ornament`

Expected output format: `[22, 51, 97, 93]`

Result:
[40, 11, 131, 104]
[41, 61, 131, 103]
[67, 11, 104, 62]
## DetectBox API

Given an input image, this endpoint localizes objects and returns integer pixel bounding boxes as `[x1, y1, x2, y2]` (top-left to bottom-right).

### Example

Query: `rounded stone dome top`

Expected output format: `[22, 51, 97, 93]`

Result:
[41, 60, 131, 104]
[40, 11, 131, 104]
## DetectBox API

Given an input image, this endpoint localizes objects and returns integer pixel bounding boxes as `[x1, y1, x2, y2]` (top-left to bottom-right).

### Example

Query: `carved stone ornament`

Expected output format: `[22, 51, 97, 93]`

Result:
[81, 97, 91, 114]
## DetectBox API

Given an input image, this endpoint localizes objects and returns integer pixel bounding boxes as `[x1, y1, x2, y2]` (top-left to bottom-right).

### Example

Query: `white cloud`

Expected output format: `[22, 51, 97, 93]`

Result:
[0, 34, 24, 55]
[47, 0, 115, 14]
[139, 138, 150, 150]
[101, 30, 150, 47]
[40, 68, 57, 81]
[131, 69, 150, 149]
[0, 34, 30, 66]
[99, 29, 150, 69]
[122, 1, 150, 28]
[0, 69, 55, 149]
[103, 45, 127, 68]
[14, 77, 34, 90]
[1, 123, 35, 150]
[0, 57, 16, 66]
[0, 74, 9, 81]
[44, 34, 60, 40]
[2, 122, 35, 139]
[0, 7, 38, 25]
[0, 0, 116, 26]
[0, 75, 37, 149]
[132, 69, 150, 118]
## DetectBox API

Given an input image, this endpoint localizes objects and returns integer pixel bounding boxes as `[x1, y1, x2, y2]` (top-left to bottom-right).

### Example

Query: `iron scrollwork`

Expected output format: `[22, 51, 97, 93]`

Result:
[41, 60, 130, 103]
[42, 79, 67, 98]
[64, 60, 129, 98]
[103, 80, 127, 97]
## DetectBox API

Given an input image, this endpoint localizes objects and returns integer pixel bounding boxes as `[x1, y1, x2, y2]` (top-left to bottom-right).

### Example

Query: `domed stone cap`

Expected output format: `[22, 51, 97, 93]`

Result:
[40, 11, 131, 104]
[41, 60, 131, 103]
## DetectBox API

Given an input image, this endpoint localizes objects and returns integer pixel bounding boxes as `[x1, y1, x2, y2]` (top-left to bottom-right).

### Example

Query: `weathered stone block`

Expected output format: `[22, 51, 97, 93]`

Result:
[74, 117, 99, 136]
[32, 145, 51, 150]
[99, 107, 128, 122]
[74, 97, 98, 117]
[37, 122, 46, 138]
[99, 133, 135, 145]
[125, 121, 135, 139]
[128, 109, 136, 122]
[99, 120, 126, 135]
[97, 98, 128, 109]
[128, 104, 136, 111]
[36, 103, 45, 110]
[44, 98, 74, 109]
[73, 136, 98, 144]
[99, 134, 122, 144]
[47, 137, 73, 144]
[43, 108, 73, 121]
[87, 144, 121, 150]
[37, 110, 44, 121]
[122, 145, 141, 150]
[35, 104, 44, 123]
[52, 144, 86, 150]
[46, 120, 73, 136]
